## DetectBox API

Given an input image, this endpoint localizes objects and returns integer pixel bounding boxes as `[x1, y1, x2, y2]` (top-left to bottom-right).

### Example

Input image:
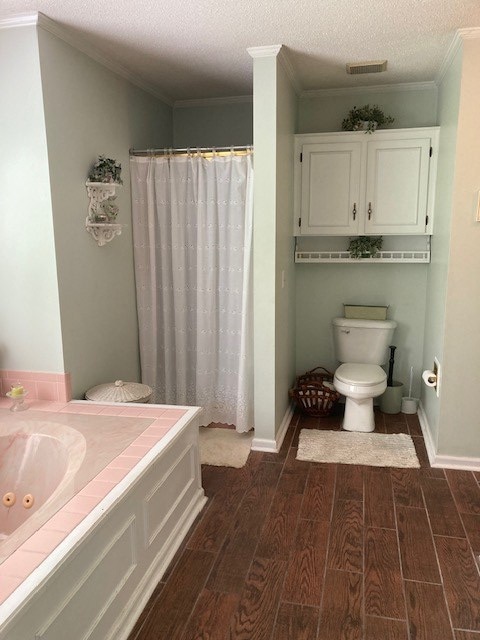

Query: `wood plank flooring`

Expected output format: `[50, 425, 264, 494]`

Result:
[128, 409, 480, 640]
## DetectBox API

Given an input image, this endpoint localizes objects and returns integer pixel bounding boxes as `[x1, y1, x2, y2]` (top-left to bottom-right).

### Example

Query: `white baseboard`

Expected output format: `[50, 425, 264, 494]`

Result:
[417, 401, 437, 466]
[418, 401, 480, 471]
[251, 403, 295, 453]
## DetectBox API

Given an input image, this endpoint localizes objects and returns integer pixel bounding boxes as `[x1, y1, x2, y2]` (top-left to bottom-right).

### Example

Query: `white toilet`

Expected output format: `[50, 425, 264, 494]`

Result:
[332, 317, 397, 432]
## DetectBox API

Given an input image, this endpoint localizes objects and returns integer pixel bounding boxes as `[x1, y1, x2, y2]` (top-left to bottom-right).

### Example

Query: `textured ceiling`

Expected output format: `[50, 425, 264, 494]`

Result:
[1, 0, 480, 103]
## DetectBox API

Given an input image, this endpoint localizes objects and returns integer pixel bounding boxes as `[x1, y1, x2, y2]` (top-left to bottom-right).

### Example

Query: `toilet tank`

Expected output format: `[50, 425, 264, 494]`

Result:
[332, 317, 397, 365]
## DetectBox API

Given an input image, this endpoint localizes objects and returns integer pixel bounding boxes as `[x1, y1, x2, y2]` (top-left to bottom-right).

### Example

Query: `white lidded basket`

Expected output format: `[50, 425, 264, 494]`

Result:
[85, 380, 153, 404]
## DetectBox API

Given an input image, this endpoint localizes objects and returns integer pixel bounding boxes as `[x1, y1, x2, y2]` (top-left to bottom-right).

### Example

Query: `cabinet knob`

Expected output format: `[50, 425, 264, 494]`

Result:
[352, 203, 357, 220]
[368, 202, 372, 220]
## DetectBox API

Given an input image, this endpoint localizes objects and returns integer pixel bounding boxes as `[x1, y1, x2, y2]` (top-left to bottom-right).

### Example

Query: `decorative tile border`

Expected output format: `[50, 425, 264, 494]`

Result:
[0, 398, 187, 604]
[0, 371, 71, 403]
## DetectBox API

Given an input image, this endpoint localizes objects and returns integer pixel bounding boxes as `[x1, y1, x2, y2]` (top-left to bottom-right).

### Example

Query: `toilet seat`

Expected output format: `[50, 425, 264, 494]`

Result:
[335, 363, 386, 387]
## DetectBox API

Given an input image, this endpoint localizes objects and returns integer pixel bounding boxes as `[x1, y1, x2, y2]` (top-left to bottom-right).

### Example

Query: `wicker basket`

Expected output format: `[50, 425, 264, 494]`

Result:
[289, 367, 340, 417]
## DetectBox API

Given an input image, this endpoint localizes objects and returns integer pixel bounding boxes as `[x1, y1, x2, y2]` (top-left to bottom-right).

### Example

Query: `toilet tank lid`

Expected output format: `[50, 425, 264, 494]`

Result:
[333, 317, 397, 329]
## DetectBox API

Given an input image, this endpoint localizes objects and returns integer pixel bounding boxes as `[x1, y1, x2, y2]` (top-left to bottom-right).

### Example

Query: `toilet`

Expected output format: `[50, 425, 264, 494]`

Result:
[332, 317, 397, 432]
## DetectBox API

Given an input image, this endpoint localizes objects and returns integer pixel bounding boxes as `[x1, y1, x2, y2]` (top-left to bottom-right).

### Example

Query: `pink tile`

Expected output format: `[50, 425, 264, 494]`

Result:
[63, 494, 103, 514]
[143, 425, 170, 437]
[59, 404, 104, 414]
[81, 479, 116, 499]
[22, 529, 67, 554]
[132, 435, 161, 447]
[151, 417, 178, 428]
[0, 549, 46, 578]
[35, 381, 59, 401]
[109, 456, 140, 471]
[123, 444, 152, 457]
[117, 407, 145, 417]
[162, 408, 187, 419]
[32, 401, 68, 412]
[60, 373, 72, 402]
[94, 467, 130, 483]
[0, 575, 23, 601]
[98, 407, 125, 416]
[138, 407, 167, 418]
[45, 510, 85, 533]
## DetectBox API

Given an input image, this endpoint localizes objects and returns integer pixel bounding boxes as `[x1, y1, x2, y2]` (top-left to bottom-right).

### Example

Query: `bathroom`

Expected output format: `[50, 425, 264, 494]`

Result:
[3, 19, 477, 463]
[1, 11, 480, 639]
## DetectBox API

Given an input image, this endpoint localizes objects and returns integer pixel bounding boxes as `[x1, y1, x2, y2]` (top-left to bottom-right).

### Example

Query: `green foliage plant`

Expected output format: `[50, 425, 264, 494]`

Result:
[348, 236, 383, 259]
[342, 105, 394, 133]
[88, 155, 123, 184]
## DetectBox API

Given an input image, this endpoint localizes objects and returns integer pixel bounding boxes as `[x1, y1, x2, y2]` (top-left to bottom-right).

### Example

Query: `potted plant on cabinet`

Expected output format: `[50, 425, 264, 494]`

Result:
[342, 105, 394, 133]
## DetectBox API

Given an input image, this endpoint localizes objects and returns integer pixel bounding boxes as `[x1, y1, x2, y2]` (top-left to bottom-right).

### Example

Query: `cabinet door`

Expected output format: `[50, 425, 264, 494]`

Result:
[364, 138, 431, 234]
[300, 142, 362, 235]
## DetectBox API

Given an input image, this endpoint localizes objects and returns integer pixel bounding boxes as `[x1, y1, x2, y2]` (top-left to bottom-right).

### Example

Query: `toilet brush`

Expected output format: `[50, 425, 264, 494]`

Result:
[387, 345, 396, 387]
[407, 366, 414, 399]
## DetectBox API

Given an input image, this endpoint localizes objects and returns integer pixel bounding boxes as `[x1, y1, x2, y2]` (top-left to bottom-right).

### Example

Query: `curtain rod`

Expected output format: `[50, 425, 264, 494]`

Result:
[129, 145, 253, 157]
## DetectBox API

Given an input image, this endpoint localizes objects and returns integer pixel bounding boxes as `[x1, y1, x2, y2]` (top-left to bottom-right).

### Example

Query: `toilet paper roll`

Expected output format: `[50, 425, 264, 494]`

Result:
[422, 370, 437, 387]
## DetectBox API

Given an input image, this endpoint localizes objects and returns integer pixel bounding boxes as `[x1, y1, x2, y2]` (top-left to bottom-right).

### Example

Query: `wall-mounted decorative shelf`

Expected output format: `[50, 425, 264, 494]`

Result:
[86, 222, 125, 246]
[85, 181, 124, 246]
[294, 235, 431, 264]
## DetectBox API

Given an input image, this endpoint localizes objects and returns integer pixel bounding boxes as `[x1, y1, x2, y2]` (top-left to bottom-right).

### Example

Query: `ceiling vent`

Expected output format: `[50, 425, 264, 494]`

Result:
[346, 60, 387, 75]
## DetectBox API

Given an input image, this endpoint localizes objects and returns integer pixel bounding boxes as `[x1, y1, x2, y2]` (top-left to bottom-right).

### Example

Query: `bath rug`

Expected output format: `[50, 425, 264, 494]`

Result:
[297, 430, 420, 468]
[199, 427, 253, 468]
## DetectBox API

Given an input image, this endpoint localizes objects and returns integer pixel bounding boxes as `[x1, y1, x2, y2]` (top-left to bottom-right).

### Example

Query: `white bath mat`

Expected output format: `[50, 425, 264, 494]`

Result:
[199, 427, 254, 468]
[297, 430, 420, 468]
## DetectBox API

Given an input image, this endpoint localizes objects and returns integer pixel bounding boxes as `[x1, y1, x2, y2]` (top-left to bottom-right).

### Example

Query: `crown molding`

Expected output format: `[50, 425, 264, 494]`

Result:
[247, 44, 301, 94]
[247, 44, 282, 59]
[0, 13, 39, 29]
[300, 81, 437, 99]
[0, 12, 173, 106]
[174, 95, 253, 108]
[436, 27, 480, 86]
[277, 47, 302, 95]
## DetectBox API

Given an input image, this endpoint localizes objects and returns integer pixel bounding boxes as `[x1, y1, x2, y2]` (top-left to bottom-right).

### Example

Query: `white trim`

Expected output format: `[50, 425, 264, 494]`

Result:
[174, 95, 253, 108]
[435, 31, 464, 86]
[436, 28, 480, 86]
[277, 47, 301, 95]
[0, 14, 39, 29]
[432, 454, 480, 472]
[417, 401, 480, 471]
[417, 401, 437, 466]
[247, 44, 282, 59]
[300, 81, 437, 99]
[1, 12, 173, 106]
[251, 403, 294, 453]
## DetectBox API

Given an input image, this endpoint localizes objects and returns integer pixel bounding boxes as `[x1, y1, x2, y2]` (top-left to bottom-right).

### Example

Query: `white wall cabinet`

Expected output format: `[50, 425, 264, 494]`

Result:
[294, 128, 439, 236]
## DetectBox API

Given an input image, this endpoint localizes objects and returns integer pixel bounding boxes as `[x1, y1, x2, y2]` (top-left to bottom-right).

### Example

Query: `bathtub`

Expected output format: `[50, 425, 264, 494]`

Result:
[0, 401, 206, 640]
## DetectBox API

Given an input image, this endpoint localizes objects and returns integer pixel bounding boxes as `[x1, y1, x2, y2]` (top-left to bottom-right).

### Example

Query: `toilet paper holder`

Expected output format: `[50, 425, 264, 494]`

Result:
[422, 358, 440, 397]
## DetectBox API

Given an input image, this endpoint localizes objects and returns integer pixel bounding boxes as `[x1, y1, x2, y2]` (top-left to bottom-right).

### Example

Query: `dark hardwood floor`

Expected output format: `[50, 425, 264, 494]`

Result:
[128, 409, 480, 640]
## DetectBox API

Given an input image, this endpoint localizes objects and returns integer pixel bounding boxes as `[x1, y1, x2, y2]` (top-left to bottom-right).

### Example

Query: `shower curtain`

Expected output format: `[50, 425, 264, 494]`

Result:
[130, 150, 254, 432]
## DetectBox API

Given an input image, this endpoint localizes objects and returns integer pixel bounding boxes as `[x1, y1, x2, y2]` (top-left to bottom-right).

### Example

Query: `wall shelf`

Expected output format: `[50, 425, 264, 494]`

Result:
[85, 181, 124, 246]
[86, 222, 124, 246]
[294, 235, 431, 264]
[295, 249, 430, 263]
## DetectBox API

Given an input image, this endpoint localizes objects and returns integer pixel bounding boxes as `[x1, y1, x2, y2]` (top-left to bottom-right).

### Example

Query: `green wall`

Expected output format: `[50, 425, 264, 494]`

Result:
[422, 48, 462, 450]
[436, 38, 480, 458]
[0, 25, 64, 372]
[173, 101, 253, 147]
[298, 85, 438, 133]
[37, 26, 173, 398]
[295, 87, 438, 398]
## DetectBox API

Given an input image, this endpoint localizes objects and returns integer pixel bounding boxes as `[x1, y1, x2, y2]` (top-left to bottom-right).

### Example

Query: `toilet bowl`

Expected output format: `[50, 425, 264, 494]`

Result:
[334, 363, 387, 432]
[332, 317, 397, 432]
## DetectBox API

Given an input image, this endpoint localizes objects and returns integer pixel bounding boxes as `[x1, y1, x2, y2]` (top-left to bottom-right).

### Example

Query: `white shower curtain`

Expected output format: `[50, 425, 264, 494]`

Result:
[130, 151, 254, 432]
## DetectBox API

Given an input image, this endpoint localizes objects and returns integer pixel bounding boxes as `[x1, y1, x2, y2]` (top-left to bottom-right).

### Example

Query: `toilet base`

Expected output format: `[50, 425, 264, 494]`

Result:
[342, 396, 375, 432]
